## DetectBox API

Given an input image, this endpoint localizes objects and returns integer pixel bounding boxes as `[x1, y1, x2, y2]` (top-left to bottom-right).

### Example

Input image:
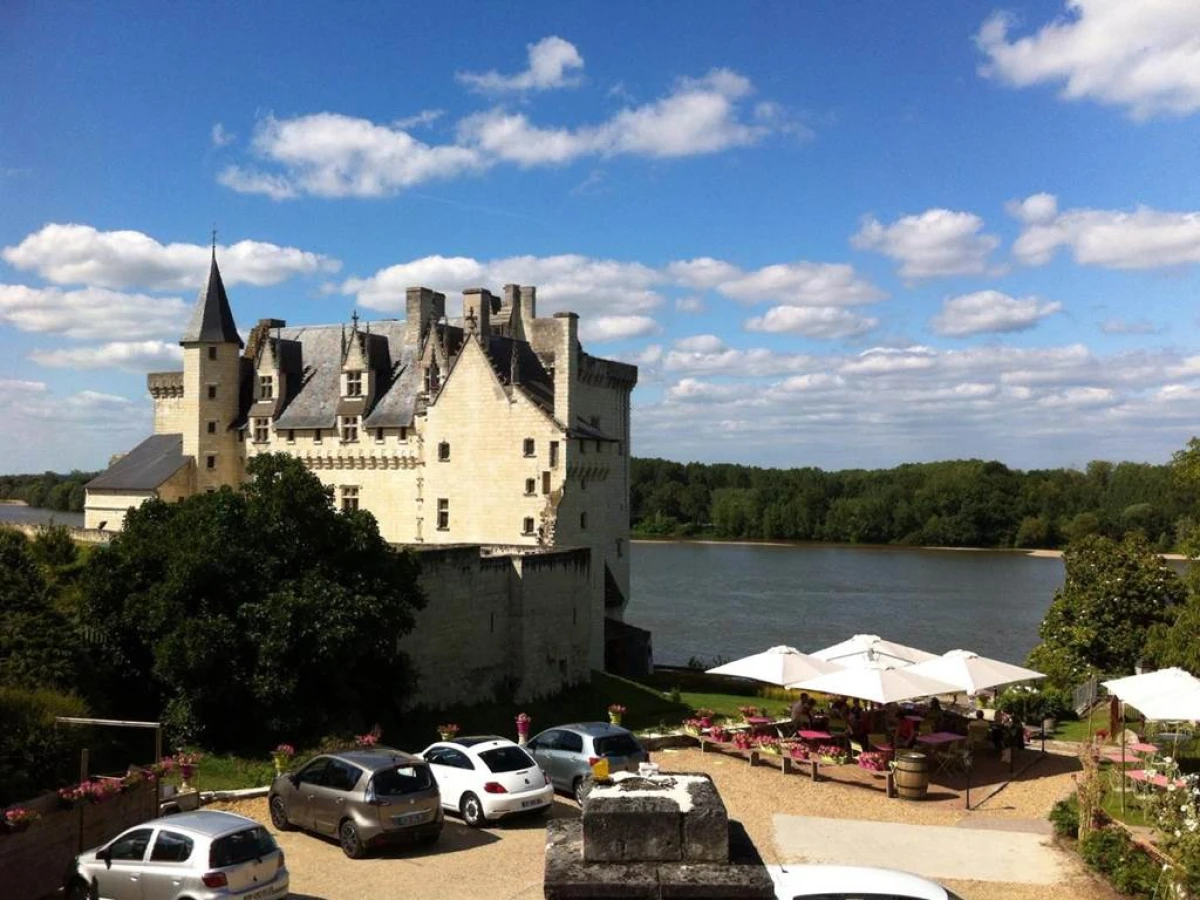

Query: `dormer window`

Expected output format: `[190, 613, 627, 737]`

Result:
[258, 375, 274, 400]
[340, 416, 359, 443]
[346, 371, 363, 397]
[253, 418, 270, 443]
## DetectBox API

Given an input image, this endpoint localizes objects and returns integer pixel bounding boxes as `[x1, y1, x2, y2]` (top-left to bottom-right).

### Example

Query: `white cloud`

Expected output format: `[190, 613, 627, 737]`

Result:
[977, 1, 1200, 119]
[675, 295, 705, 314]
[744, 306, 878, 339]
[30, 341, 183, 372]
[669, 257, 884, 307]
[930, 290, 1063, 337]
[0, 285, 188, 341]
[3, 223, 340, 290]
[673, 334, 727, 353]
[393, 109, 444, 129]
[210, 123, 235, 147]
[221, 113, 485, 199]
[1100, 318, 1164, 335]
[580, 315, 660, 342]
[1009, 194, 1200, 269]
[458, 36, 584, 93]
[852, 209, 1000, 279]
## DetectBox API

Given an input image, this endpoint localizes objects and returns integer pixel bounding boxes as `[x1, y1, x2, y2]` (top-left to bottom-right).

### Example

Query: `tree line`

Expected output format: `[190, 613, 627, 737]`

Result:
[632, 454, 1192, 550]
[0, 471, 94, 512]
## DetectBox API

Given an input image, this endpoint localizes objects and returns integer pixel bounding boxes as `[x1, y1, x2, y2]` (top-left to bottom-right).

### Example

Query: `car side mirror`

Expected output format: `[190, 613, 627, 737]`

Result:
[97, 848, 112, 869]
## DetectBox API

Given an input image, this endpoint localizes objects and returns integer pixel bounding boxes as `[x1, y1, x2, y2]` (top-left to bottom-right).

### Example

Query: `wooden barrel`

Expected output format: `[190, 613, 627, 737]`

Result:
[893, 751, 930, 800]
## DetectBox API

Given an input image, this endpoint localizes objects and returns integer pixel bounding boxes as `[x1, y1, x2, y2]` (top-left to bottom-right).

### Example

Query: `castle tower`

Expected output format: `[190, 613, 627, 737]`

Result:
[180, 250, 244, 491]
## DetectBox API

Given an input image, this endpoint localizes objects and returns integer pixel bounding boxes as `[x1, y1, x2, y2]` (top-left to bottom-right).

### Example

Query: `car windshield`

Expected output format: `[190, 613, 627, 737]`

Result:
[209, 826, 277, 868]
[479, 745, 535, 773]
[595, 734, 641, 757]
[371, 764, 434, 795]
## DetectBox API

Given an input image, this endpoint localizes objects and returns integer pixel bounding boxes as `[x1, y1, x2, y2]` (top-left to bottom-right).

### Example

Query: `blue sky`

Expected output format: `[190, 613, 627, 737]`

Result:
[3, 1, 1200, 474]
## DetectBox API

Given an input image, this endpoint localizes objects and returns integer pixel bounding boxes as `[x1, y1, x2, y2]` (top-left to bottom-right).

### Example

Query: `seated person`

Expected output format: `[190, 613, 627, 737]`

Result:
[790, 692, 814, 728]
[967, 710, 990, 747]
[895, 714, 917, 748]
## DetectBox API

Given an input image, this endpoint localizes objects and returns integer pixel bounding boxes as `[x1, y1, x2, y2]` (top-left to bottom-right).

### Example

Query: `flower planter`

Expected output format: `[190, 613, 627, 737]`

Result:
[608, 714, 622, 726]
[179, 764, 195, 790]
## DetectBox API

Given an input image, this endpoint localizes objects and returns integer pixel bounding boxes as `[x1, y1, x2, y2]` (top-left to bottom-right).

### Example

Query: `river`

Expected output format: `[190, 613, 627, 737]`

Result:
[626, 541, 1065, 667]
[0, 504, 85, 528]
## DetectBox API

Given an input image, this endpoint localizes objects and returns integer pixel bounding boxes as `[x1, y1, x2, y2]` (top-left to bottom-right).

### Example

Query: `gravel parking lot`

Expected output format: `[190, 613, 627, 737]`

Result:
[211, 746, 1115, 900]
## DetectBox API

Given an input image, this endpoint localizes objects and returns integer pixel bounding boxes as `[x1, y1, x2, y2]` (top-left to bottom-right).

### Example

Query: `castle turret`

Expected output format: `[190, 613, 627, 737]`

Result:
[181, 251, 244, 491]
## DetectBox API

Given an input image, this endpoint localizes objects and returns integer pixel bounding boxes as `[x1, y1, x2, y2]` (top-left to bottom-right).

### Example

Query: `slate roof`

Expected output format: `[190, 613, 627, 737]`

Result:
[86, 434, 189, 491]
[181, 257, 243, 347]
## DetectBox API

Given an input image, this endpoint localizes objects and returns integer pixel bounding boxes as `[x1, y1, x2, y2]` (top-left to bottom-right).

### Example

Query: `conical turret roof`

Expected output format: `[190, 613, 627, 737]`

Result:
[181, 255, 243, 346]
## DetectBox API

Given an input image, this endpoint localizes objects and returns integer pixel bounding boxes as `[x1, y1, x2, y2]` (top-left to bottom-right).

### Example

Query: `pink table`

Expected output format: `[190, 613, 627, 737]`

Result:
[916, 732, 964, 746]
[904, 715, 925, 722]
[1129, 742, 1159, 754]
[745, 717, 773, 726]
[1127, 769, 1185, 790]
[798, 730, 832, 741]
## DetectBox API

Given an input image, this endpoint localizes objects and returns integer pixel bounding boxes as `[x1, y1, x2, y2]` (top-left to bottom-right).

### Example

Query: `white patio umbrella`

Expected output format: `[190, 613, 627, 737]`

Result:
[1103, 668, 1200, 722]
[788, 666, 961, 705]
[810, 634, 938, 670]
[706, 645, 844, 686]
[905, 650, 1045, 694]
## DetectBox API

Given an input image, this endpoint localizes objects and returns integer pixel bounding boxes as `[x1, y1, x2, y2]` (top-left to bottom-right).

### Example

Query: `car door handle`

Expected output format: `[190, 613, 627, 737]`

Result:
[336, 797, 345, 804]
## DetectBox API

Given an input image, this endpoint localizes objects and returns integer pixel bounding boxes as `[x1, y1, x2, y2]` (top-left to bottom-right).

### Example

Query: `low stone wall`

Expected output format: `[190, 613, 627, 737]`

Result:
[0, 782, 157, 900]
[1, 522, 111, 545]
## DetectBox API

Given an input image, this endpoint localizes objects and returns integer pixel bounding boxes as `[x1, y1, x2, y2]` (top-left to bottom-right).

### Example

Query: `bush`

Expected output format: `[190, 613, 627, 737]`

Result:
[996, 685, 1074, 722]
[1079, 827, 1162, 899]
[1049, 794, 1080, 839]
[0, 686, 89, 806]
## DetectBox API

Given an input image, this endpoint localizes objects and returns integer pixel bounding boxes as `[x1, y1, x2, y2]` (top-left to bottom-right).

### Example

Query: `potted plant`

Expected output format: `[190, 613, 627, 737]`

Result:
[3, 807, 40, 833]
[271, 743, 295, 776]
[438, 723, 460, 741]
[738, 705, 760, 723]
[607, 704, 627, 726]
[694, 708, 715, 729]
[516, 712, 532, 745]
[174, 752, 202, 790]
[858, 751, 888, 772]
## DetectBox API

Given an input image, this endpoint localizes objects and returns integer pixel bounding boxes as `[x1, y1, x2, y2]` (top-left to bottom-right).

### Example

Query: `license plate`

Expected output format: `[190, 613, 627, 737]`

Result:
[521, 798, 546, 809]
[392, 810, 432, 826]
[242, 884, 284, 900]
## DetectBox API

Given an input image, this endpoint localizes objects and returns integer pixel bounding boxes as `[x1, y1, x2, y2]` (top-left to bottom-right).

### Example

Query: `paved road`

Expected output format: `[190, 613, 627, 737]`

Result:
[773, 814, 1069, 885]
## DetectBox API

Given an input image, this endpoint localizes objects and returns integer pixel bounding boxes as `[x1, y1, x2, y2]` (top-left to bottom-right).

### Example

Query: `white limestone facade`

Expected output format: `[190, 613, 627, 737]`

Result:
[84, 257, 641, 694]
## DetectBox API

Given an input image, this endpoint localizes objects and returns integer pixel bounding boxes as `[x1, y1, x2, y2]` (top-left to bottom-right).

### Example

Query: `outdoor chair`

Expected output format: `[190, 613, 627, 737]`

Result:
[848, 739, 865, 762]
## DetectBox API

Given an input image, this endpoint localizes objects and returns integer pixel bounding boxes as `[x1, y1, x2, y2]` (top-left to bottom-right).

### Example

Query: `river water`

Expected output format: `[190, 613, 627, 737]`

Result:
[0, 504, 85, 528]
[626, 541, 1065, 667]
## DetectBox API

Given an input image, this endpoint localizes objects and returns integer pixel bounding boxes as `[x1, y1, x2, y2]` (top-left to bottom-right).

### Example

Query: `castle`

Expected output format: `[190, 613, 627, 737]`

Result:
[84, 253, 646, 704]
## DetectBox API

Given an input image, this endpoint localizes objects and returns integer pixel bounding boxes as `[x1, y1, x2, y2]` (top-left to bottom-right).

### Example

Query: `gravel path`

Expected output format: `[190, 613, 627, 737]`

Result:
[210, 746, 1111, 900]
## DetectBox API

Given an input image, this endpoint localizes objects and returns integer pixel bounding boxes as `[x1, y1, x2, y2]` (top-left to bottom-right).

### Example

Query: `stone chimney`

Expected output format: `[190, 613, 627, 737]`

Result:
[553, 311, 578, 427]
[519, 285, 537, 324]
[462, 288, 494, 342]
[406, 287, 446, 344]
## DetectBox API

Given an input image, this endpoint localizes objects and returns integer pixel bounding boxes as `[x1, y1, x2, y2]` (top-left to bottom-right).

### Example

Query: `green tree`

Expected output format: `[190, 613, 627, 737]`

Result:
[0, 529, 80, 691]
[80, 454, 426, 750]
[1027, 533, 1184, 688]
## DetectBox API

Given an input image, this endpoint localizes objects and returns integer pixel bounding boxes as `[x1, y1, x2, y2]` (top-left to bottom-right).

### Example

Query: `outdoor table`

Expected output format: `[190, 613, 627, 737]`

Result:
[904, 715, 925, 722]
[1129, 742, 1159, 755]
[1127, 769, 1187, 790]
[1156, 732, 1190, 743]
[798, 730, 832, 742]
[1102, 750, 1138, 766]
[745, 716, 772, 725]
[916, 732, 964, 746]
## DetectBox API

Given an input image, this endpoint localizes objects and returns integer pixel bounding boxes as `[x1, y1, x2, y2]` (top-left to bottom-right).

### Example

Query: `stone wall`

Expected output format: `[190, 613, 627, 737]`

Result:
[0, 781, 158, 900]
[401, 544, 592, 708]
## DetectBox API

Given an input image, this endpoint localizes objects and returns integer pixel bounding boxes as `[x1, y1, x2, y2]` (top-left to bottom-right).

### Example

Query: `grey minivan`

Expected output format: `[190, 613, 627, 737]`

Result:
[524, 722, 649, 802]
[268, 747, 442, 858]
[64, 810, 287, 900]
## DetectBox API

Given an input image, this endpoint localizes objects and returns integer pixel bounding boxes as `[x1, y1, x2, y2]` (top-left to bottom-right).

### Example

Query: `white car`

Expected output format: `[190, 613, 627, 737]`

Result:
[770, 864, 963, 899]
[419, 736, 554, 827]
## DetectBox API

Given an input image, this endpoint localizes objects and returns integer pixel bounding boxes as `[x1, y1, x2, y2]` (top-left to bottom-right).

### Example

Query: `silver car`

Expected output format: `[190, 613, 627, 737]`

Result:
[525, 722, 649, 802]
[63, 810, 288, 900]
[268, 747, 442, 858]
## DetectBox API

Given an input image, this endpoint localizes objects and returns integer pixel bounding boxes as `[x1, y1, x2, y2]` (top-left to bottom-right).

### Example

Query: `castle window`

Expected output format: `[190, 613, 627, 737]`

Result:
[205, 454, 216, 470]
[580, 512, 587, 530]
[208, 346, 217, 360]
[522, 517, 535, 535]
[206, 421, 216, 435]
[340, 485, 359, 513]
[375, 427, 384, 443]
[438, 441, 450, 462]
[258, 375, 274, 400]
[524, 478, 536, 496]
[253, 418, 270, 443]
[314, 429, 323, 444]
[346, 371, 362, 397]
[340, 416, 359, 443]
[237, 431, 244, 442]
[207, 385, 217, 400]
[437, 498, 449, 531]
[549, 441, 559, 468]
[542, 471, 550, 495]
[523, 438, 535, 457]
[287, 430, 295, 444]
[399, 426, 408, 442]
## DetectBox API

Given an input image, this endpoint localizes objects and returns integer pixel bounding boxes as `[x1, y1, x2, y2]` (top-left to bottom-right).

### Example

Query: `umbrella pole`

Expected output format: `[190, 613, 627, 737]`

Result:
[1120, 703, 1126, 816]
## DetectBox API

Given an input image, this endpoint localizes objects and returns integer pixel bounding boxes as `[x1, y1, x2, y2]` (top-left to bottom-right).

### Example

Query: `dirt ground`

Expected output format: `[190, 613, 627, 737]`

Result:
[211, 745, 1114, 900]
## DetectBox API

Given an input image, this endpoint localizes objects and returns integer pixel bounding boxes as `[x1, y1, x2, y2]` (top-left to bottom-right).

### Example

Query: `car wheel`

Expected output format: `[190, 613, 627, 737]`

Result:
[461, 792, 487, 828]
[573, 777, 587, 805]
[268, 795, 293, 831]
[64, 880, 93, 900]
[339, 819, 366, 859]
